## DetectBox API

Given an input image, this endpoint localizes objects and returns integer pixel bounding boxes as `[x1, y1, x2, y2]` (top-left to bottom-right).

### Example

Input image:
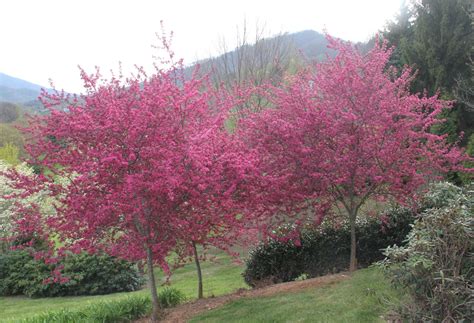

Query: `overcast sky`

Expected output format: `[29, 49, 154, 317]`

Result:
[1, 0, 403, 93]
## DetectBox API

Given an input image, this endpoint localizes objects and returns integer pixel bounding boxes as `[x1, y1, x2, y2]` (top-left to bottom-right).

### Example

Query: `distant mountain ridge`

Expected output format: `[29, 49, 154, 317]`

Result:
[290, 30, 332, 59]
[0, 85, 40, 104]
[0, 30, 352, 110]
[190, 29, 336, 88]
[0, 72, 46, 92]
[0, 73, 53, 112]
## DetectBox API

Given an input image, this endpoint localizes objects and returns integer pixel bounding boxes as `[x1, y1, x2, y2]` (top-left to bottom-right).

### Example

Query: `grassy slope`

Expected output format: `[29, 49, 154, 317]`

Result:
[0, 252, 246, 322]
[191, 267, 403, 323]
[1, 252, 401, 322]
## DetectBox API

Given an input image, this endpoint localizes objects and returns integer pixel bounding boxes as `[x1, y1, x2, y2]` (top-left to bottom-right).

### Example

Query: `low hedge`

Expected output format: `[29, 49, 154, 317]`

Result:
[0, 251, 143, 298]
[19, 295, 151, 323]
[19, 288, 185, 323]
[243, 207, 415, 287]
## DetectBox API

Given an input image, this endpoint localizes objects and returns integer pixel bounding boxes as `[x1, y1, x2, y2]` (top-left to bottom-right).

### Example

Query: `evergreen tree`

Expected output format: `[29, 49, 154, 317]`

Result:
[408, 0, 471, 95]
[385, 0, 473, 143]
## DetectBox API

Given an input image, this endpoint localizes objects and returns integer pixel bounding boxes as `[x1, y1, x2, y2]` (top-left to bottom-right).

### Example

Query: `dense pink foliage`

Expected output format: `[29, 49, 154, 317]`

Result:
[239, 36, 468, 231]
[16, 63, 256, 270]
[8, 35, 470, 278]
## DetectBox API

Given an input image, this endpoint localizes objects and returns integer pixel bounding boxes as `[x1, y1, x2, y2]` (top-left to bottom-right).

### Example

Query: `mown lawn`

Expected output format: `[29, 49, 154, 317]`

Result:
[191, 267, 404, 323]
[0, 251, 246, 322]
[1, 251, 402, 322]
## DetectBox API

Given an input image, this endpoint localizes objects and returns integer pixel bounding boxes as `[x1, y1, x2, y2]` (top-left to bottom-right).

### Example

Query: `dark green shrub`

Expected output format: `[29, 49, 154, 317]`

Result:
[356, 206, 414, 267]
[243, 239, 304, 286]
[0, 251, 143, 297]
[0, 249, 50, 296]
[379, 182, 473, 321]
[299, 224, 350, 279]
[56, 253, 144, 296]
[243, 206, 414, 287]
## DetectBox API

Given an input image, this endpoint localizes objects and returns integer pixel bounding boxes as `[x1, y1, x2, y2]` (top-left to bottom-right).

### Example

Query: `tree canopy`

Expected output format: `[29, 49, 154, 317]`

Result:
[239, 36, 468, 271]
[13, 61, 256, 320]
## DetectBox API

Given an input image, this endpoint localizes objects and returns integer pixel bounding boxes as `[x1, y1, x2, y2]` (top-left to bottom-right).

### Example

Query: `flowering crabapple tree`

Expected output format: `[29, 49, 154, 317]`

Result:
[167, 116, 257, 299]
[17, 59, 256, 320]
[240, 36, 469, 272]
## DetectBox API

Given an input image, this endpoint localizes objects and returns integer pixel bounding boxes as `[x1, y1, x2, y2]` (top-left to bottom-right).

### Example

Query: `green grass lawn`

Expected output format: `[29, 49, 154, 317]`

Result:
[1, 251, 402, 323]
[161, 251, 248, 299]
[0, 251, 246, 322]
[191, 267, 404, 323]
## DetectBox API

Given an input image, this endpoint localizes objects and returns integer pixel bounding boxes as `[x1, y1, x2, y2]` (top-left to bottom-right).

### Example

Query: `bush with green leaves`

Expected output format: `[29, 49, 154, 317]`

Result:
[20, 295, 151, 323]
[243, 238, 304, 287]
[243, 207, 414, 287]
[379, 182, 473, 322]
[0, 250, 143, 297]
[0, 249, 50, 296]
[452, 132, 474, 185]
[158, 287, 186, 308]
[20, 288, 185, 323]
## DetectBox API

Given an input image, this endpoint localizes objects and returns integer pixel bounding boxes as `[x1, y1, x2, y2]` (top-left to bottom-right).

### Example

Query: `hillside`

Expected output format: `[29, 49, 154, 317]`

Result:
[290, 29, 334, 60]
[0, 72, 48, 102]
[0, 72, 53, 113]
[191, 29, 336, 87]
[0, 30, 332, 106]
[1, 250, 402, 322]
[0, 30, 344, 114]
[0, 85, 40, 104]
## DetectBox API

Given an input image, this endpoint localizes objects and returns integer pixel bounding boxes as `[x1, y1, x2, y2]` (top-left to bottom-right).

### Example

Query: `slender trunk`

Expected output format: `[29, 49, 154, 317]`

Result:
[146, 246, 160, 322]
[137, 260, 145, 276]
[192, 241, 204, 299]
[349, 211, 357, 272]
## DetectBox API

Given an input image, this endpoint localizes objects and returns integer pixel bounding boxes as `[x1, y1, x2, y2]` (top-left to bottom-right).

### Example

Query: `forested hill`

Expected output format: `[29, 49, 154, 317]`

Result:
[191, 29, 337, 88]
[0, 72, 45, 100]
[289, 29, 332, 60]
[0, 72, 51, 112]
[0, 30, 332, 113]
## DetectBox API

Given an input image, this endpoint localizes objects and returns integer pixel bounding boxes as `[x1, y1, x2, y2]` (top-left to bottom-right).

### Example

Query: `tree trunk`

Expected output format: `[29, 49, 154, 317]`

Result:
[192, 241, 204, 299]
[137, 260, 145, 276]
[146, 246, 160, 322]
[349, 211, 357, 272]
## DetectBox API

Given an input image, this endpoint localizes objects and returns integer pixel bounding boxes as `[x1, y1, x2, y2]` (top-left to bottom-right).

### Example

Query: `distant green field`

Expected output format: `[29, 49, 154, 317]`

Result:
[0, 251, 246, 322]
[191, 267, 404, 323]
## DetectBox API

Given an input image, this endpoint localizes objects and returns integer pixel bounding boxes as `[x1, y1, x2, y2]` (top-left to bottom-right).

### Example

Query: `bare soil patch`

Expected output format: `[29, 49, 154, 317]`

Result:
[135, 272, 349, 323]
